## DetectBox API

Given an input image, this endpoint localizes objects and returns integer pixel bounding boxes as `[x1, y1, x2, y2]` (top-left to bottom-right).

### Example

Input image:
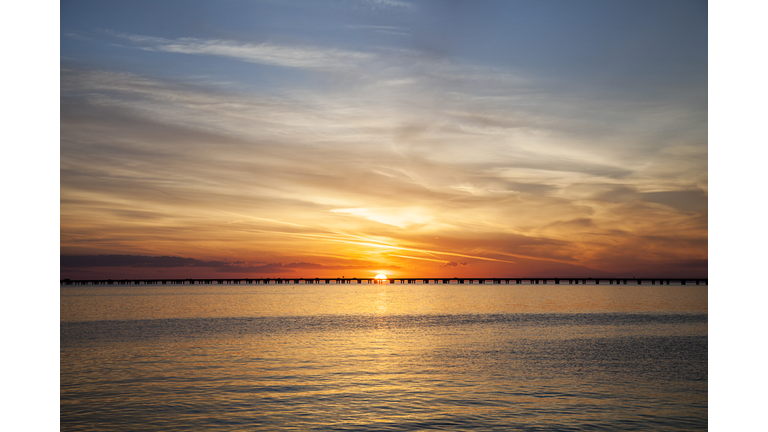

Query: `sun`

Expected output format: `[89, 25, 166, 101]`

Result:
[374, 274, 388, 280]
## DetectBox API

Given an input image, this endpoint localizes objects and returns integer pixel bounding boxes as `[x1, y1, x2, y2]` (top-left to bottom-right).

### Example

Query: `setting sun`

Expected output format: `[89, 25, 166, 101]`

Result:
[374, 274, 388, 280]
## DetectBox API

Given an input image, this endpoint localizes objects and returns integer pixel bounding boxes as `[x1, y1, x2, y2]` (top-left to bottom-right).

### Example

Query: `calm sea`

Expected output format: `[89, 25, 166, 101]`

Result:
[61, 282, 707, 431]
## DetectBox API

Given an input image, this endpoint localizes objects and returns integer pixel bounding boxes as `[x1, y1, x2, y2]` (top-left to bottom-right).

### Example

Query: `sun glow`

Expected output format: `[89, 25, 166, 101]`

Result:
[374, 274, 388, 280]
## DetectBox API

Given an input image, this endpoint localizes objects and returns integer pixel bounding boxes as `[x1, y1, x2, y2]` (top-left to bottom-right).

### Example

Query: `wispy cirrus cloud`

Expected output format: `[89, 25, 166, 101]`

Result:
[61, 13, 706, 279]
[109, 32, 374, 71]
[60, 63, 706, 276]
[59, 1, 707, 280]
[90, 30, 535, 93]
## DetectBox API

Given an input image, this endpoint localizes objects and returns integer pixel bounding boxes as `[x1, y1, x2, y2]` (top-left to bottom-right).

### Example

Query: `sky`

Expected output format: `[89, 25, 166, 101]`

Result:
[60, 0, 708, 280]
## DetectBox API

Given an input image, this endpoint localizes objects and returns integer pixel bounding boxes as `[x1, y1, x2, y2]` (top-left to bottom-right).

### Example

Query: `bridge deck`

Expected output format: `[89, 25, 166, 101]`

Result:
[61, 277, 708, 286]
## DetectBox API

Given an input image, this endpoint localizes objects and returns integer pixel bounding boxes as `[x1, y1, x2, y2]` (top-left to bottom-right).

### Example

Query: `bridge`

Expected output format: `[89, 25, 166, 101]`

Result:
[60, 277, 708, 286]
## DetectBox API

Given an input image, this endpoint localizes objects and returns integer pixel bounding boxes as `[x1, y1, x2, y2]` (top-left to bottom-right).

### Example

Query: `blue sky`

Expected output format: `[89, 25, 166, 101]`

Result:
[62, 0, 706, 96]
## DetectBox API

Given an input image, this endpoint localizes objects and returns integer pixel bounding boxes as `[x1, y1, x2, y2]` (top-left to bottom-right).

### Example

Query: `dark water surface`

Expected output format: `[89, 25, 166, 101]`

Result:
[61, 283, 707, 431]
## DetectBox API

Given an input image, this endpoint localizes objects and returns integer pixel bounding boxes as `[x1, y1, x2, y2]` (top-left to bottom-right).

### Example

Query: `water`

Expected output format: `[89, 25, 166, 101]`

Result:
[61, 282, 707, 431]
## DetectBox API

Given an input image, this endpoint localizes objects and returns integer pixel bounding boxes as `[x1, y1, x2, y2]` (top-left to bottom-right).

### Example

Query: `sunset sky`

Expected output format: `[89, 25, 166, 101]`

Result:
[60, 0, 708, 279]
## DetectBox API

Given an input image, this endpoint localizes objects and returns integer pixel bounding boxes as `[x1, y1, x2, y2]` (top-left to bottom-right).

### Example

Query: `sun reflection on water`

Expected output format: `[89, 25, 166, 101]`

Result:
[375, 285, 388, 314]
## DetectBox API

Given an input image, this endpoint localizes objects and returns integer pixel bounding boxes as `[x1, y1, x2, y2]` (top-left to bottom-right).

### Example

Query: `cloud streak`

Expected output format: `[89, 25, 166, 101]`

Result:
[120, 34, 374, 71]
[60, 255, 401, 275]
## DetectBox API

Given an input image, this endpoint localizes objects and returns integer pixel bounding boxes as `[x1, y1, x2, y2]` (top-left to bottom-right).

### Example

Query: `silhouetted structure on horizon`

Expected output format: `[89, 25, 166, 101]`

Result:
[61, 277, 707, 286]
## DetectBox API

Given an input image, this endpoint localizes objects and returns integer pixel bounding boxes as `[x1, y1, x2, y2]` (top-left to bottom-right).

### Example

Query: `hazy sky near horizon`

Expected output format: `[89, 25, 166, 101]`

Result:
[60, 0, 707, 279]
